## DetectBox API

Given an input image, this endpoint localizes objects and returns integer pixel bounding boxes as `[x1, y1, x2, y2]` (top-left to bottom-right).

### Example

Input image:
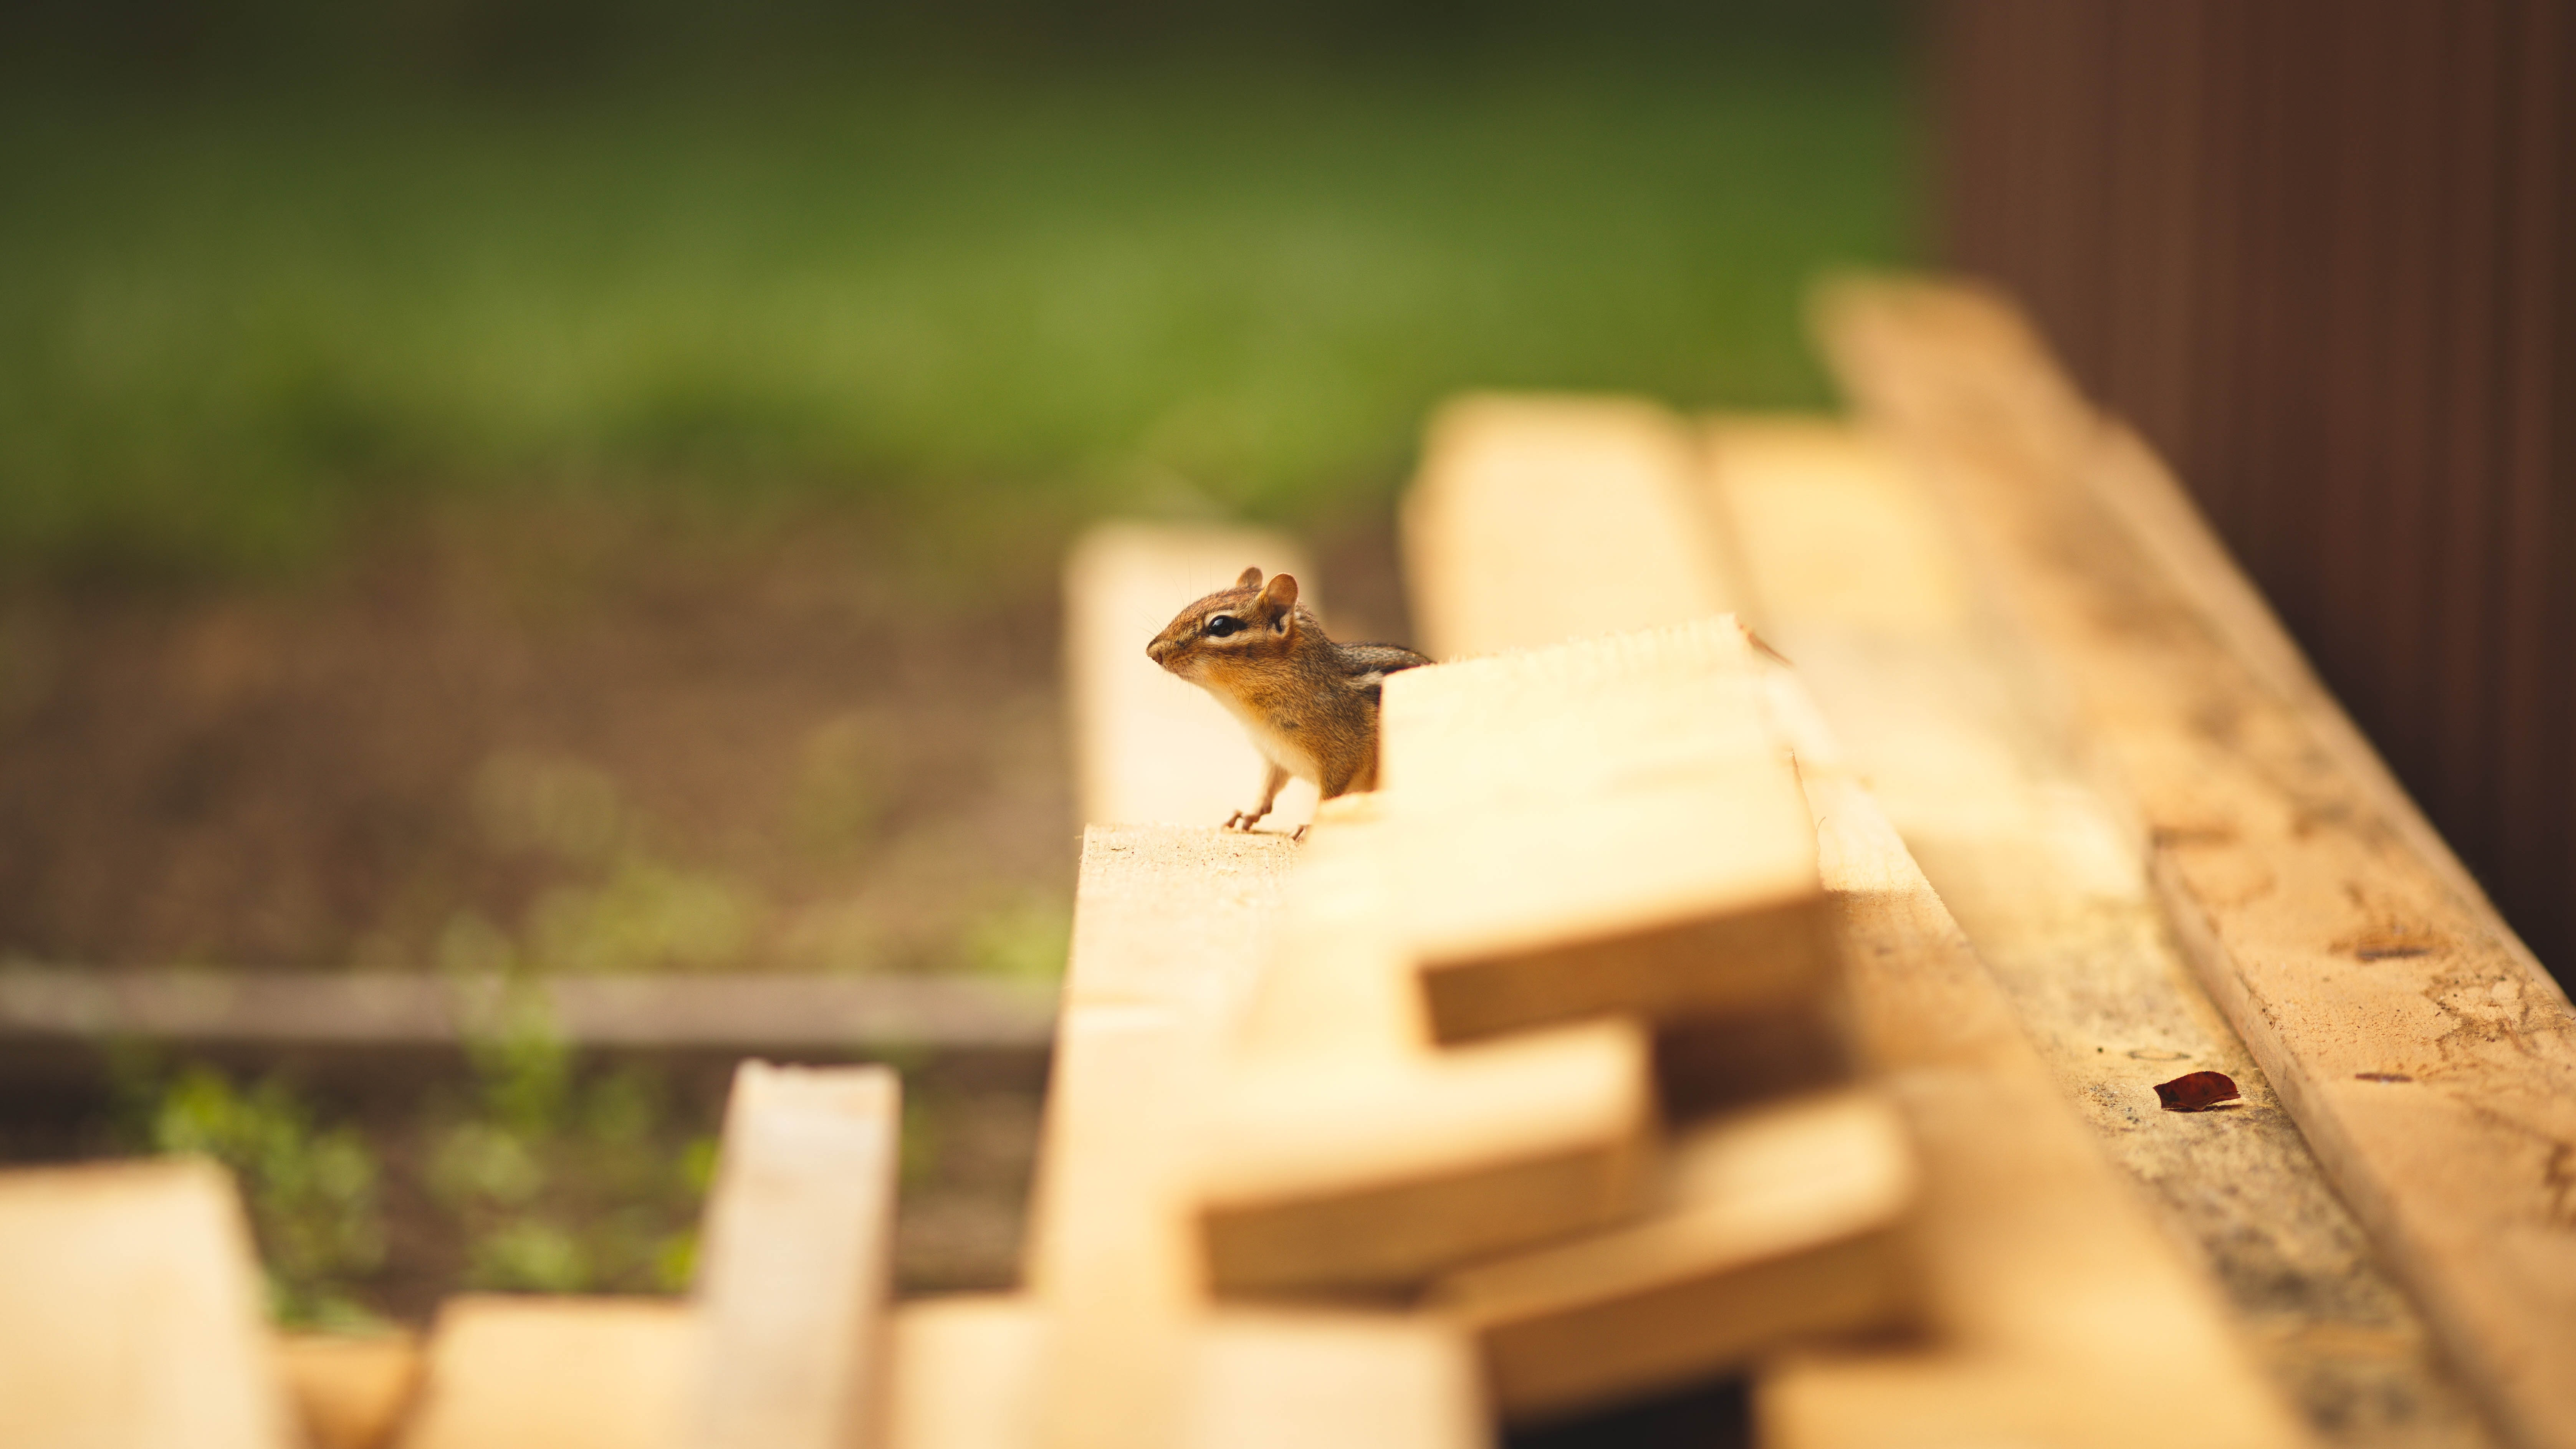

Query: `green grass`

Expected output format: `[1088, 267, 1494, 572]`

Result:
[0, 60, 1909, 572]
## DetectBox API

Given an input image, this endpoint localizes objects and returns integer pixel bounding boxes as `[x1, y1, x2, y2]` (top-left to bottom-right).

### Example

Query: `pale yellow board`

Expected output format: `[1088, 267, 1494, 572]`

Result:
[0, 1158, 297, 1449]
[1395, 398, 2305, 1445]
[1761, 684, 2311, 1449]
[1187, 809, 1658, 1296]
[688, 1062, 901, 1449]
[1706, 414, 1970, 639]
[276, 1333, 423, 1449]
[1820, 277, 2576, 1449]
[1064, 521, 1319, 830]
[1195, 1016, 1657, 1293]
[1026, 824, 1301, 1449]
[396, 1297, 695, 1449]
[1401, 393, 1740, 660]
[1431, 1088, 1919, 1423]
[1709, 414, 2492, 1446]
[886, 1296, 1484, 1449]
[1374, 622, 1830, 1042]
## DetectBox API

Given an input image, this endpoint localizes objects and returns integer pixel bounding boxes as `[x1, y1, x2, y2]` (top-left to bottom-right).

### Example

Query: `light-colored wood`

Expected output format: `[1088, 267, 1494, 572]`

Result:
[1818, 277, 2576, 1449]
[1707, 415, 1971, 639]
[1027, 825, 1300, 1449]
[1762, 696, 2310, 1449]
[1401, 393, 1740, 660]
[1188, 811, 1658, 1295]
[1064, 522, 1319, 830]
[0, 1158, 297, 1449]
[1431, 1087, 1919, 1423]
[1196, 1015, 1657, 1293]
[1709, 415, 2493, 1447]
[689, 1062, 901, 1449]
[1395, 399, 2303, 1443]
[886, 1297, 1044, 1449]
[1180, 1307, 1485, 1449]
[886, 1296, 1485, 1449]
[396, 1296, 695, 1449]
[277, 1333, 424, 1449]
[1375, 622, 1831, 1042]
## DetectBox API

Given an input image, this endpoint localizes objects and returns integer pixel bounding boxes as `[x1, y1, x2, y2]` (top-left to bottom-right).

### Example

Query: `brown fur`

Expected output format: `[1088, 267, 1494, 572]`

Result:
[1144, 566, 1431, 831]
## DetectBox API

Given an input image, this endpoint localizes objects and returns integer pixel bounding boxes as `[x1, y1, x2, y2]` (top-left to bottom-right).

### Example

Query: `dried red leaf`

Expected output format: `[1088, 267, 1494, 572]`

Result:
[2154, 1070, 2242, 1112]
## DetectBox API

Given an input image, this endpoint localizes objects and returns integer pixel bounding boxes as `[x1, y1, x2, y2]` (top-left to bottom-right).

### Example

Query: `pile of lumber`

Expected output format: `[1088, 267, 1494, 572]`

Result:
[7, 279, 2570, 1449]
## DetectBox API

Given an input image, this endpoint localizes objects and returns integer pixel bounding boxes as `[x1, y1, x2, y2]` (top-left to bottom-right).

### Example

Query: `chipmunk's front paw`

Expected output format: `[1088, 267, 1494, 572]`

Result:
[1223, 809, 1267, 832]
[1291, 824, 1309, 842]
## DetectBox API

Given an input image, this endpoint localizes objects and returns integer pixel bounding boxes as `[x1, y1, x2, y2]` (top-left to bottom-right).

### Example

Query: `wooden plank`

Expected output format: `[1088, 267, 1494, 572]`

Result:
[1017, 819, 1496, 1442]
[1375, 621, 1832, 1043]
[1401, 393, 1741, 660]
[0, 1159, 297, 1449]
[1818, 277, 2576, 1449]
[886, 1297, 1042, 1449]
[1188, 810, 1658, 1295]
[1027, 824, 1299, 1449]
[688, 1062, 901, 1449]
[885, 1296, 1484, 1449]
[1428, 1087, 1919, 1424]
[1195, 1015, 1656, 1294]
[396, 1297, 694, 1449]
[276, 1333, 424, 1449]
[1761, 691, 2311, 1449]
[1396, 396, 2305, 1445]
[1708, 415, 2493, 1446]
[1064, 522, 1318, 829]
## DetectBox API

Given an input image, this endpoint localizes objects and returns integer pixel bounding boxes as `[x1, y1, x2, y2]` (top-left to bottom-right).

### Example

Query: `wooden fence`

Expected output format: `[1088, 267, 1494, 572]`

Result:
[1930, 0, 2576, 982]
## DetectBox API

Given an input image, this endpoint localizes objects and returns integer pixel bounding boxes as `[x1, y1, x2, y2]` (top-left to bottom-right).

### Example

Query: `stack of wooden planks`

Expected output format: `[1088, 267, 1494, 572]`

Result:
[5, 277, 2565, 1449]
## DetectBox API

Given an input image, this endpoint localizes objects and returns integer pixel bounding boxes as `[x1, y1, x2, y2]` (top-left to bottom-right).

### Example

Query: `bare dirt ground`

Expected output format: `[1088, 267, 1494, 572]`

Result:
[0, 500, 1079, 977]
[0, 495, 1410, 1315]
[0, 497, 1409, 978]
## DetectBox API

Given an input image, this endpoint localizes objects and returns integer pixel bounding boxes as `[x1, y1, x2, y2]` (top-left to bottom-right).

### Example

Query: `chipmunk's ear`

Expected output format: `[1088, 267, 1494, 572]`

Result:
[1236, 566, 1264, 589]
[1255, 571, 1299, 628]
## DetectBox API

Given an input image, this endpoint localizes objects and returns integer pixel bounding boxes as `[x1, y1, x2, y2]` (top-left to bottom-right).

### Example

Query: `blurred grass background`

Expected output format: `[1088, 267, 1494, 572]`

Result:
[1, 0, 1915, 1320]
[0, 0, 1911, 576]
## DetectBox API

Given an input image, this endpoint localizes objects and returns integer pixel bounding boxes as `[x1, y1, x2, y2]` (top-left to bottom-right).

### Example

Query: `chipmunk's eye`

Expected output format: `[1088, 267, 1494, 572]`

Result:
[1205, 615, 1242, 638]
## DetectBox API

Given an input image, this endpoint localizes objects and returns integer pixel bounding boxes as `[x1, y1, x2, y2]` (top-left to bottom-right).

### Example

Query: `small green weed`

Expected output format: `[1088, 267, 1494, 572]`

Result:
[114, 1056, 386, 1329]
[429, 988, 714, 1295]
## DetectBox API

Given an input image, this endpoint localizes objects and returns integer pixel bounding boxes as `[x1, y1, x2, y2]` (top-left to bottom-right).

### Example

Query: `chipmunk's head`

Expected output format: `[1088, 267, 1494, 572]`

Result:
[1146, 566, 1302, 681]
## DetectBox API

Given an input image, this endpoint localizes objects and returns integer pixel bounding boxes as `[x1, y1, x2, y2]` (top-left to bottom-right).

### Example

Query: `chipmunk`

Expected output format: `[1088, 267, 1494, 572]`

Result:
[1146, 567, 1432, 835]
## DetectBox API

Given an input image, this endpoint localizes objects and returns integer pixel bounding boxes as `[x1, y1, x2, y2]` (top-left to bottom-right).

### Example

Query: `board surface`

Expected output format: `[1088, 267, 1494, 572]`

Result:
[397, 1297, 695, 1449]
[1819, 278, 2575, 1449]
[0, 1159, 296, 1449]
[690, 1062, 902, 1449]
[1709, 414, 2493, 1447]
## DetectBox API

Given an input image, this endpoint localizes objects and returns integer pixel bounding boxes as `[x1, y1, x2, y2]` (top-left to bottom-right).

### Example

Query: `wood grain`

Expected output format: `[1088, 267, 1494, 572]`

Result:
[1396, 392, 2303, 1444]
[1762, 692, 2311, 1449]
[0, 1159, 298, 1449]
[689, 1062, 902, 1449]
[1818, 276, 2576, 1449]
[1708, 414, 2493, 1446]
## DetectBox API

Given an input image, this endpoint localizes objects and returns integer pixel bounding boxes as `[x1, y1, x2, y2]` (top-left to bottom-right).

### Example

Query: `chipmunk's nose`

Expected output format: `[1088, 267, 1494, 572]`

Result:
[1146, 637, 1171, 666]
